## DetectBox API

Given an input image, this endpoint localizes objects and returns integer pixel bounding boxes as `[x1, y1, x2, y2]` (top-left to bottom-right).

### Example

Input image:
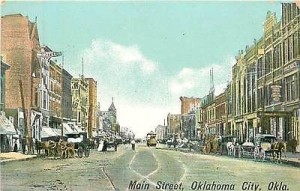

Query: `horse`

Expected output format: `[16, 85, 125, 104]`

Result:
[271, 141, 286, 162]
[226, 138, 237, 156]
[35, 140, 43, 155]
[41, 140, 57, 157]
[58, 139, 75, 159]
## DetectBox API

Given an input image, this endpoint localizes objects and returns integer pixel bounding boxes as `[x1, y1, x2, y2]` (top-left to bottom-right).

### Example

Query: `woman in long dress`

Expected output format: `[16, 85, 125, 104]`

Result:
[98, 140, 104, 152]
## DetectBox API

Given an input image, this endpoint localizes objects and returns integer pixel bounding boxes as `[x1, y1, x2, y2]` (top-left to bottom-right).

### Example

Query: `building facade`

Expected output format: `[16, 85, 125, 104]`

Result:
[100, 98, 118, 133]
[0, 59, 10, 112]
[62, 69, 73, 121]
[180, 96, 200, 114]
[71, 76, 89, 131]
[86, 78, 97, 138]
[229, 3, 300, 148]
[1, 14, 42, 144]
[166, 113, 181, 138]
[155, 125, 166, 141]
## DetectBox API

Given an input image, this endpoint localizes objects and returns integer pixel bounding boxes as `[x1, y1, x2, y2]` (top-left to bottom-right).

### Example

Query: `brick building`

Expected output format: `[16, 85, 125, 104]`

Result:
[1, 14, 42, 143]
[86, 78, 97, 138]
[180, 96, 200, 114]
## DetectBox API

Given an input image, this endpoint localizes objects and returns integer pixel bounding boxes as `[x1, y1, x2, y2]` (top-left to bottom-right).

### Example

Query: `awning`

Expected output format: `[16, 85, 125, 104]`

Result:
[63, 123, 75, 134]
[0, 115, 16, 135]
[41, 127, 58, 138]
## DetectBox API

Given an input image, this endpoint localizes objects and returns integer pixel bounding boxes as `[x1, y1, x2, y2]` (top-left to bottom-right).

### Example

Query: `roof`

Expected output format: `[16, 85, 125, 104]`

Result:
[0, 115, 16, 135]
[108, 102, 116, 111]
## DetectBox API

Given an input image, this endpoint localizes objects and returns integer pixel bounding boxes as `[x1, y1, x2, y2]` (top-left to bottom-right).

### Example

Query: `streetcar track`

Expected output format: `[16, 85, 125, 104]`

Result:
[126, 149, 159, 191]
[101, 166, 118, 191]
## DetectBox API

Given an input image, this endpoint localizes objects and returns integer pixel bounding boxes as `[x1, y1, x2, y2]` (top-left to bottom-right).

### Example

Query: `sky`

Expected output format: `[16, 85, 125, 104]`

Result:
[1, 0, 287, 138]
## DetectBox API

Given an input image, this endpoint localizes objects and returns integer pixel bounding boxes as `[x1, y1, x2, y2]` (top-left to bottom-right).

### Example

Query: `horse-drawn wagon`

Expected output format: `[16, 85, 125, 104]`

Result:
[65, 132, 90, 158]
[253, 134, 276, 160]
[240, 142, 255, 158]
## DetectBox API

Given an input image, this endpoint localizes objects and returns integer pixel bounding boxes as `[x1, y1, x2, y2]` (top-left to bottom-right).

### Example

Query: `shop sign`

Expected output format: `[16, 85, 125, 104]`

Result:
[283, 61, 300, 73]
[271, 85, 281, 102]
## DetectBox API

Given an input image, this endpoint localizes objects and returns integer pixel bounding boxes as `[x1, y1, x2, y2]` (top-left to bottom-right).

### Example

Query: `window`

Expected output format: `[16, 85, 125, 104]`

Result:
[286, 75, 296, 102]
[43, 91, 47, 109]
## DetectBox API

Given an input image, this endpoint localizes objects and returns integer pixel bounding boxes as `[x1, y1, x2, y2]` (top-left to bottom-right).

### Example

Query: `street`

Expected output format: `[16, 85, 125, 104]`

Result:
[1, 145, 300, 191]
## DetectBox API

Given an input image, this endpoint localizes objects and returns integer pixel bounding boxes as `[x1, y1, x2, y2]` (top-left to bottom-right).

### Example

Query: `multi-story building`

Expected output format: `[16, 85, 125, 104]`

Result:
[166, 113, 181, 138]
[101, 98, 118, 133]
[180, 96, 200, 114]
[215, 92, 227, 136]
[49, 60, 62, 129]
[155, 125, 166, 141]
[0, 59, 16, 153]
[62, 69, 73, 121]
[86, 78, 97, 138]
[0, 59, 10, 112]
[280, 3, 300, 147]
[181, 112, 196, 140]
[1, 14, 42, 144]
[71, 76, 89, 131]
[230, 3, 300, 149]
[201, 92, 216, 136]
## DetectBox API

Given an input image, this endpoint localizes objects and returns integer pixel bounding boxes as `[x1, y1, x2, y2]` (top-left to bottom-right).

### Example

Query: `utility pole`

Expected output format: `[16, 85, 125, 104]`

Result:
[19, 80, 31, 154]
[61, 55, 64, 138]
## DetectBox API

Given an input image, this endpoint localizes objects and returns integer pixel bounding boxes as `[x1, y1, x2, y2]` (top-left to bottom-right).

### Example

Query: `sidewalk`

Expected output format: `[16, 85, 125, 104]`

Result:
[157, 145, 300, 167]
[0, 152, 37, 164]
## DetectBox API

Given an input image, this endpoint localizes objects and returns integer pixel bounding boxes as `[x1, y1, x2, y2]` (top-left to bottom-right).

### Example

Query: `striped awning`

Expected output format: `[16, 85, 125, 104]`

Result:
[0, 115, 16, 135]
[41, 127, 58, 138]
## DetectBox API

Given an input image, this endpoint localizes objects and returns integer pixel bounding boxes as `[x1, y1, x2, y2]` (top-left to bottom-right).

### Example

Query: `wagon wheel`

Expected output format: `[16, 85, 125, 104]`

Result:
[78, 146, 84, 158]
[84, 148, 90, 157]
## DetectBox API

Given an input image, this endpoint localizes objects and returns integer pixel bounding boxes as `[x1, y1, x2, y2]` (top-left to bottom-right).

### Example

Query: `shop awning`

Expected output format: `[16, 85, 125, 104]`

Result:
[63, 123, 75, 134]
[41, 127, 58, 138]
[0, 115, 16, 135]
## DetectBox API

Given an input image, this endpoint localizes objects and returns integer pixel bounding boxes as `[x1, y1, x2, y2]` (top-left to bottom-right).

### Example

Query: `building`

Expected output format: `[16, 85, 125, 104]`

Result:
[62, 68, 73, 121]
[180, 96, 200, 114]
[215, 92, 227, 136]
[0, 59, 10, 112]
[230, 3, 300, 149]
[181, 112, 196, 140]
[71, 76, 89, 131]
[155, 125, 166, 141]
[86, 78, 97, 138]
[0, 59, 16, 153]
[201, 92, 216, 136]
[166, 113, 181, 138]
[101, 98, 118, 133]
[49, 60, 62, 129]
[1, 14, 42, 147]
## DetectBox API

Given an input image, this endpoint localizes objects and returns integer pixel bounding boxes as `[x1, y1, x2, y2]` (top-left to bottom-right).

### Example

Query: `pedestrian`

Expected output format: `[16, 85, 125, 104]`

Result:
[102, 139, 108, 152]
[114, 141, 118, 151]
[131, 139, 136, 151]
[21, 138, 26, 154]
[13, 139, 18, 152]
[97, 139, 103, 152]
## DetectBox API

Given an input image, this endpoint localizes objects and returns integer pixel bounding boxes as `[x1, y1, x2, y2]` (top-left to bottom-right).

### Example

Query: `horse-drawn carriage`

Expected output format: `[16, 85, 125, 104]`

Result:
[37, 132, 90, 159]
[38, 135, 68, 158]
[252, 133, 286, 161]
[202, 135, 220, 154]
[65, 132, 90, 158]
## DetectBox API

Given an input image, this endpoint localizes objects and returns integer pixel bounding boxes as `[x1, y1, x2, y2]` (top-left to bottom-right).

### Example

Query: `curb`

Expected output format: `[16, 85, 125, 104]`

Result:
[0, 155, 37, 164]
[157, 146, 300, 167]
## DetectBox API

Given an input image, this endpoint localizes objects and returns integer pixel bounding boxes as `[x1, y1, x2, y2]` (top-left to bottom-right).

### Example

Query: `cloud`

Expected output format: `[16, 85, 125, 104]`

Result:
[83, 39, 157, 74]
[168, 56, 234, 97]
[81, 39, 235, 138]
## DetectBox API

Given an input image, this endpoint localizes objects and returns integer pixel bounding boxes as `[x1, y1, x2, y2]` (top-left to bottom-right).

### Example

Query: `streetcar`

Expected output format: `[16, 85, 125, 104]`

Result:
[146, 131, 157, 147]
